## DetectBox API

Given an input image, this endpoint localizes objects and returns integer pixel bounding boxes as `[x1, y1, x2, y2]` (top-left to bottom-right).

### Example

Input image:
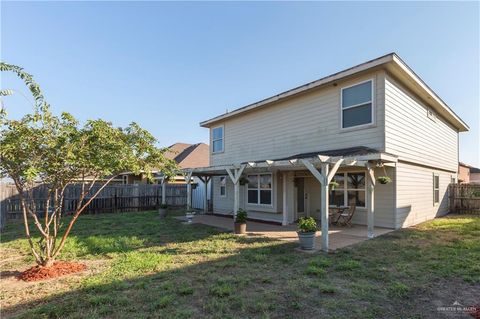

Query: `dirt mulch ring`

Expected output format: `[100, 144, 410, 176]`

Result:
[17, 261, 87, 282]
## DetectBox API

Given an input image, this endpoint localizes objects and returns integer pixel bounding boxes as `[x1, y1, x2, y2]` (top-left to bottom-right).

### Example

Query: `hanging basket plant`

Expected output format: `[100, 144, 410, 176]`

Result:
[376, 163, 392, 184]
[239, 176, 249, 186]
[377, 176, 392, 184]
[329, 180, 340, 190]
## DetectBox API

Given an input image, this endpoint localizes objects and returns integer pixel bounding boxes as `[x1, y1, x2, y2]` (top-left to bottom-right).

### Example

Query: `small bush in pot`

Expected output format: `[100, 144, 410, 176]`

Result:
[158, 203, 168, 218]
[377, 176, 392, 184]
[234, 209, 247, 234]
[329, 180, 340, 190]
[297, 217, 317, 250]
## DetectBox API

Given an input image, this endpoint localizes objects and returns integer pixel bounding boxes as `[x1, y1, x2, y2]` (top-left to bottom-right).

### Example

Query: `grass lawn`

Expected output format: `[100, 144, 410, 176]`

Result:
[1, 211, 479, 319]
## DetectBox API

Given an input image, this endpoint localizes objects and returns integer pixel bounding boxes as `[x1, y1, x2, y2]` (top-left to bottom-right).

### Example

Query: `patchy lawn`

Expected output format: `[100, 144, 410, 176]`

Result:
[1, 211, 479, 319]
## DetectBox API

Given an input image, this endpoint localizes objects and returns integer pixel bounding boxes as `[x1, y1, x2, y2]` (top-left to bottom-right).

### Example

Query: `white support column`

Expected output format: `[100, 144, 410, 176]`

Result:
[282, 172, 288, 226]
[184, 170, 193, 212]
[200, 176, 211, 214]
[301, 158, 343, 252]
[161, 177, 166, 205]
[226, 164, 246, 218]
[366, 162, 376, 238]
[320, 163, 329, 252]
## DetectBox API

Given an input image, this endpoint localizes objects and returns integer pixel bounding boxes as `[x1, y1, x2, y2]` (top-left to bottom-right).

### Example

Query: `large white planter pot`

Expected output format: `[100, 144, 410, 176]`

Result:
[297, 231, 316, 250]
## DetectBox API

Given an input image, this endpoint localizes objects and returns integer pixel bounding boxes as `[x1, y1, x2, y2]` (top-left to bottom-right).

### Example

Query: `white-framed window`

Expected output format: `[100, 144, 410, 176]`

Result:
[433, 174, 440, 205]
[212, 125, 224, 153]
[219, 176, 227, 197]
[122, 175, 128, 185]
[341, 79, 374, 129]
[329, 172, 366, 207]
[247, 173, 272, 205]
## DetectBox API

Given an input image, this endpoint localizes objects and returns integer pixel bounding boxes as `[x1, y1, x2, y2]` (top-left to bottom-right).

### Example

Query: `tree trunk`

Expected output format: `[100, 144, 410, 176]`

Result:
[42, 258, 54, 268]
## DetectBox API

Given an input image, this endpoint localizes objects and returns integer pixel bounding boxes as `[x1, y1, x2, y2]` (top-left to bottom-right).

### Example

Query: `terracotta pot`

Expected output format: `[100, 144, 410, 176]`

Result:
[297, 231, 316, 250]
[234, 222, 246, 234]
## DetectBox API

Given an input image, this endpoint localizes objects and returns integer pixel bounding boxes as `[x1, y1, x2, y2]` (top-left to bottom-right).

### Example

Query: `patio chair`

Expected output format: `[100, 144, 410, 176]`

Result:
[335, 201, 356, 227]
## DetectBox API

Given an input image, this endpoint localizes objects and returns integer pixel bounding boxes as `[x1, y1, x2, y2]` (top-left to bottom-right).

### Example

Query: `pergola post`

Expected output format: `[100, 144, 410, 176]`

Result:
[301, 158, 344, 252]
[198, 176, 211, 214]
[226, 164, 246, 218]
[366, 162, 376, 238]
[184, 170, 193, 212]
[320, 163, 329, 250]
[282, 171, 295, 225]
[282, 172, 288, 226]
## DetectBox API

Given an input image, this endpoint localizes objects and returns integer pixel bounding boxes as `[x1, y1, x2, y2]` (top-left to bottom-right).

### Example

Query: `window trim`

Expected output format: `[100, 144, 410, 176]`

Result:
[219, 176, 227, 198]
[433, 173, 440, 206]
[211, 125, 224, 154]
[330, 171, 367, 208]
[247, 173, 273, 206]
[340, 79, 375, 130]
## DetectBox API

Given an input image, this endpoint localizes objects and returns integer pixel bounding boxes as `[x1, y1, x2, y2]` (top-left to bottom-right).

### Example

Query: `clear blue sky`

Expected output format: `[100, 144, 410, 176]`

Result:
[1, 1, 479, 166]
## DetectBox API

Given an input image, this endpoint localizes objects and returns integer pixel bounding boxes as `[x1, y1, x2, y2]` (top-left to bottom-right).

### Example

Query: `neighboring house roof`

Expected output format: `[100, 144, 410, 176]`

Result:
[459, 162, 480, 173]
[459, 162, 471, 168]
[470, 167, 480, 174]
[165, 143, 192, 160]
[200, 52, 469, 132]
[167, 142, 210, 169]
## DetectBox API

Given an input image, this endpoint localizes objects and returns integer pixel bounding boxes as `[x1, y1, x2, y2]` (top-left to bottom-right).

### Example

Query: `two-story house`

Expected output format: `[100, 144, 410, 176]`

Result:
[185, 53, 468, 251]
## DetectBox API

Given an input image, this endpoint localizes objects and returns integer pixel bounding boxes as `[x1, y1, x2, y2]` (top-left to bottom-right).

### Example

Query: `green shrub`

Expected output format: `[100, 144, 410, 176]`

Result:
[298, 217, 317, 233]
[235, 209, 247, 223]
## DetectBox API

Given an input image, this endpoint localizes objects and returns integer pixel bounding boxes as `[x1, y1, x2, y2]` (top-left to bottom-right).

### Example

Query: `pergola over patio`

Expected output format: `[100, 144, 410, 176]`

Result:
[180, 147, 398, 252]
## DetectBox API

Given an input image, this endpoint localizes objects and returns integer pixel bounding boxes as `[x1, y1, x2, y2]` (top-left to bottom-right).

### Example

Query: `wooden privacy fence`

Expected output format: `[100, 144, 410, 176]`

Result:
[0, 183, 189, 227]
[449, 184, 480, 214]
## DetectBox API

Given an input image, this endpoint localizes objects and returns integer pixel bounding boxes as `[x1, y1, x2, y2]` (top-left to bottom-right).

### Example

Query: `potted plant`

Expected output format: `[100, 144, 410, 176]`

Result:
[329, 180, 340, 190]
[234, 209, 247, 234]
[297, 217, 317, 250]
[158, 203, 168, 218]
[377, 176, 392, 184]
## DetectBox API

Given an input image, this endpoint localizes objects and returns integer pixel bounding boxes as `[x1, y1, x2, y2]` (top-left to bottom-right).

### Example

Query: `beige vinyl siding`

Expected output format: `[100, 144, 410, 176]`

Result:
[211, 174, 283, 223]
[351, 167, 395, 228]
[210, 71, 386, 166]
[395, 162, 451, 228]
[384, 74, 458, 172]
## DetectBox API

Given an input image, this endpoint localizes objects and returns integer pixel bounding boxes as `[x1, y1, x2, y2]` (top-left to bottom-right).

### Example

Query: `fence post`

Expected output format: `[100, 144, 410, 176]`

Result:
[114, 187, 118, 213]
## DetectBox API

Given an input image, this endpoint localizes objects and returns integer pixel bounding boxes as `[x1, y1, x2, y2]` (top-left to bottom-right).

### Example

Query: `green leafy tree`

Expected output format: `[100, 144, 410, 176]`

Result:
[0, 62, 178, 267]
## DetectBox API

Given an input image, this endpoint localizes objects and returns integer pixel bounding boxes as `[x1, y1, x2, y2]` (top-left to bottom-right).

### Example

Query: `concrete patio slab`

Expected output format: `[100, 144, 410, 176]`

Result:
[175, 214, 394, 251]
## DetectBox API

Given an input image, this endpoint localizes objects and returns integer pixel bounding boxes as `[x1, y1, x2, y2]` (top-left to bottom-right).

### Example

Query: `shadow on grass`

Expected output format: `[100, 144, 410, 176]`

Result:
[0, 210, 223, 258]
[2, 214, 479, 319]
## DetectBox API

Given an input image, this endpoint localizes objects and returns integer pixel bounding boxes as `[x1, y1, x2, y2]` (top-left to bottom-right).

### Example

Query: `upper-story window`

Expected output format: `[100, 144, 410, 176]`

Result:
[212, 126, 224, 153]
[341, 80, 374, 129]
